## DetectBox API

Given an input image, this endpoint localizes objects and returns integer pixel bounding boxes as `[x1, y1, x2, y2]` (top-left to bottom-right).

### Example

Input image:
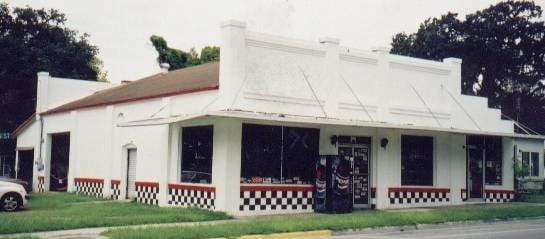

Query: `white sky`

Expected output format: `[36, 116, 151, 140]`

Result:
[7, 0, 545, 83]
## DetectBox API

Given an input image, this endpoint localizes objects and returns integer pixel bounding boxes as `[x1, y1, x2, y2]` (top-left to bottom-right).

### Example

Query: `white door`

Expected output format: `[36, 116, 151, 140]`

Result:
[126, 148, 137, 199]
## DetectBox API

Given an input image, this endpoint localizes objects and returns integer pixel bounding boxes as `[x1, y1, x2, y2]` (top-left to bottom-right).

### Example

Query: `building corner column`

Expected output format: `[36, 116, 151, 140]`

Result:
[212, 118, 242, 214]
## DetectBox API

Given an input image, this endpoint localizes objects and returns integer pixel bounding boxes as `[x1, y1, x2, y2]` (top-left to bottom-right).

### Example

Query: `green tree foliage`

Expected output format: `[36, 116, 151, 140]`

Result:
[150, 35, 219, 71]
[391, 0, 545, 134]
[0, 3, 102, 172]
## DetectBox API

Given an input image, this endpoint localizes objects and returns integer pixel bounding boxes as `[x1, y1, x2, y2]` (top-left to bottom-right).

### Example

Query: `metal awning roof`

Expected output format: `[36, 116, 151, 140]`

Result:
[118, 110, 545, 140]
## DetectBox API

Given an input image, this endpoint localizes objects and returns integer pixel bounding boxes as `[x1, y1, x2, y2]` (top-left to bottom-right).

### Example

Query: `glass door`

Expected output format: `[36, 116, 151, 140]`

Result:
[338, 139, 370, 207]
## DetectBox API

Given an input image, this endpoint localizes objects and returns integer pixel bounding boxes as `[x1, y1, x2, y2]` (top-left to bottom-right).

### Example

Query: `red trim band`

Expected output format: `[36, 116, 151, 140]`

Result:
[111, 180, 121, 185]
[74, 177, 104, 184]
[388, 187, 450, 193]
[168, 183, 215, 193]
[485, 189, 514, 194]
[38, 176, 44, 180]
[41, 85, 219, 116]
[135, 181, 159, 187]
[371, 187, 376, 193]
[240, 184, 313, 192]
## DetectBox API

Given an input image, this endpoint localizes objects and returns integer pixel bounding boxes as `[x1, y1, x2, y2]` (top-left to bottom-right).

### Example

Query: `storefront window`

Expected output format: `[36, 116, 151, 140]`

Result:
[521, 151, 540, 177]
[484, 137, 502, 185]
[241, 124, 319, 185]
[181, 126, 213, 184]
[401, 135, 433, 186]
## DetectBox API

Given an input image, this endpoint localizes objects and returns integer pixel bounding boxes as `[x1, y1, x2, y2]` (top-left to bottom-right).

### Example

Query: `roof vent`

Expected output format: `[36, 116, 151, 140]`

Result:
[160, 63, 170, 74]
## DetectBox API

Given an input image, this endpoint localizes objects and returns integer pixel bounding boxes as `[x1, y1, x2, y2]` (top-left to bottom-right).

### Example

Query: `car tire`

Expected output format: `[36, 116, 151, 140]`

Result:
[1, 193, 22, 212]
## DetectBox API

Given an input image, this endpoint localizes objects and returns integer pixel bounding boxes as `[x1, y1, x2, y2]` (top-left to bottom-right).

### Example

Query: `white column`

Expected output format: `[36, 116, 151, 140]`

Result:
[319, 37, 341, 118]
[103, 106, 114, 198]
[212, 118, 242, 214]
[371, 47, 391, 122]
[67, 111, 78, 192]
[158, 124, 171, 206]
[212, 20, 247, 110]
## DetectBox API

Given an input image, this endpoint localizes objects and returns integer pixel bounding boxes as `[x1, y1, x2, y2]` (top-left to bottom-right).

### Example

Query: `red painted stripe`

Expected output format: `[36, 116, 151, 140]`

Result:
[485, 189, 514, 194]
[240, 184, 313, 192]
[38, 176, 44, 180]
[74, 177, 104, 184]
[168, 183, 215, 193]
[388, 187, 450, 193]
[135, 181, 159, 187]
[371, 187, 376, 193]
[41, 85, 218, 116]
[111, 180, 121, 185]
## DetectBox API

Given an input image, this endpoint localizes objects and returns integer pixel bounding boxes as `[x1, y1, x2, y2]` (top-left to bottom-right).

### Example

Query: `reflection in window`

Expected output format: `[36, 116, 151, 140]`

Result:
[181, 126, 213, 184]
[485, 137, 502, 185]
[241, 124, 319, 185]
[401, 135, 433, 186]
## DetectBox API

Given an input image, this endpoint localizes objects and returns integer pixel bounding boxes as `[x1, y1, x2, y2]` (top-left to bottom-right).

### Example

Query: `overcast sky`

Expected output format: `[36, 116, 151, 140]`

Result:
[7, 0, 545, 83]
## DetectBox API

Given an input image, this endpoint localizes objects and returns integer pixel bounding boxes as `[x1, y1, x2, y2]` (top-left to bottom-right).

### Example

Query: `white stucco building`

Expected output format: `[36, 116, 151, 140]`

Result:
[13, 20, 545, 216]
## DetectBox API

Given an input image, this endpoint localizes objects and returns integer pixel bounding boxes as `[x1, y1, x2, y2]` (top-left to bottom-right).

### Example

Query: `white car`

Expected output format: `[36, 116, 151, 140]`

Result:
[0, 181, 28, 212]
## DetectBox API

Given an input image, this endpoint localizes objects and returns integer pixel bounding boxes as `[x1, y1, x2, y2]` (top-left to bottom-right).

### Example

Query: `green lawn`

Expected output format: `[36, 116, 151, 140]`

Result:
[520, 193, 545, 203]
[104, 203, 545, 239]
[0, 193, 229, 234]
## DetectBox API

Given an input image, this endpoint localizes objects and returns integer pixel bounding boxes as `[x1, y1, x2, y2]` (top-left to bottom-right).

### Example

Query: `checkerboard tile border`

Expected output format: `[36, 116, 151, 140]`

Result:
[371, 187, 376, 205]
[239, 185, 313, 213]
[461, 189, 468, 201]
[168, 183, 215, 209]
[111, 180, 121, 200]
[485, 189, 514, 203]
[74, 178, 104, 198]
[37, 176, 45, 193]
[388, 187, 450, 208]
[136, 181, 159, 205]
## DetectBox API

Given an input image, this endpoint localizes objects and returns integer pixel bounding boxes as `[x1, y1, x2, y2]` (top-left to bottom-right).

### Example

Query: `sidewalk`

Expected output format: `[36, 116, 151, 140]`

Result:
[1, 219, 237, 239]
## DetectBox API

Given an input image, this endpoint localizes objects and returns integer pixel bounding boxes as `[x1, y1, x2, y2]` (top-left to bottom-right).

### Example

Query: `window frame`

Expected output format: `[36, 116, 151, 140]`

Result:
[521, 151, 540, 178]
[180, 125, 214, 184]
[240, 123, 319, 185]
[400, 135, 435, 186]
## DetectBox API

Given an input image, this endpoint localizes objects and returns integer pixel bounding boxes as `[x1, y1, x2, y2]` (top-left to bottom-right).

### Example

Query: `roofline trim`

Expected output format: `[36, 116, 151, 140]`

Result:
[41, 85, 219, 116]
[11, 113, 36, 139]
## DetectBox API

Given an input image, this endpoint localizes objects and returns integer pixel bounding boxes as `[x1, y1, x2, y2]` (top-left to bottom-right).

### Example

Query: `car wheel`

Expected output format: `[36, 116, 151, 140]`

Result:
[1, 193, 21, 212]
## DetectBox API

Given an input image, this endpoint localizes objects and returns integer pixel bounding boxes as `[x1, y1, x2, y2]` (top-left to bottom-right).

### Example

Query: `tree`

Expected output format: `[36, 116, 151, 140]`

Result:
[0, 3, 103, 176]
[150, 35, 219, 71]
[391, 0, 545, 134]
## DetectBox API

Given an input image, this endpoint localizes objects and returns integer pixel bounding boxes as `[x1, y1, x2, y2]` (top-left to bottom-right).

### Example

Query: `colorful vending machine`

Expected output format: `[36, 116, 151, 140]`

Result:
[314, 155, 353, 213]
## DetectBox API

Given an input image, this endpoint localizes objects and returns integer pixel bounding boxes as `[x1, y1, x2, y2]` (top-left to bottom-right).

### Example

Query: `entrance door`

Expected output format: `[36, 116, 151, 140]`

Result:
[467, 136, 484, 199]
[17, 150, 34, 191]
[126, 148, 137, 199]
[50, 134, 70, 192]
[338, 136, 370, 207]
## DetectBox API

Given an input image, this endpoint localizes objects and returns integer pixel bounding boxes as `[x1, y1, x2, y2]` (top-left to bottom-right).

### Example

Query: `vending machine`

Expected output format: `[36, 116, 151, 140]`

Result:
[314, 155, 353, 213]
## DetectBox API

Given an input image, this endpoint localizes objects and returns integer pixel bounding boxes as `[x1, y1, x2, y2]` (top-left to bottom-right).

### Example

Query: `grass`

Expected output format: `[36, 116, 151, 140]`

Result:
[520, 192, 545, 203]
[0, 193, 229, 234]
[104, 203, 545, 239]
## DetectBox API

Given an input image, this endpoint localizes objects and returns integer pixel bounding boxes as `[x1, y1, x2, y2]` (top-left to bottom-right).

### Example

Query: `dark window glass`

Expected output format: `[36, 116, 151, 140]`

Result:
[181, 126, 213, 184]
[282, 127, 319, 184]
[241, 124, 319, 184]
[485, 137, 502, 185]
[401, 135, 433, 186]
[531, 152, 540, 177]
[241, 124, 282, 184]
[522, 151, 530, 177]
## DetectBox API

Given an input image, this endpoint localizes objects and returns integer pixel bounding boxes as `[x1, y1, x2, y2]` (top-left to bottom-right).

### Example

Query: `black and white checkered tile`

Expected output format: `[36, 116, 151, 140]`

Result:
[371, 187, 376, 205]
[37, 176, 45, 193]
[74, 179, 104, 198]
[111, 180, 121, 200]
[388, 188, 450, 208]
[485, 190, 514, 203]
[168, 184, 215, 209]
[461, 189, 468, 201]
[239, 186, 313, 213]
[136, 183, 159, 205]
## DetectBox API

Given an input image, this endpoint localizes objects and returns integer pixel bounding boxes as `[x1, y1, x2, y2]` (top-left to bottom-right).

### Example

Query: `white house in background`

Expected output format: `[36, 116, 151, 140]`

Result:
[13, 20, 545, 216]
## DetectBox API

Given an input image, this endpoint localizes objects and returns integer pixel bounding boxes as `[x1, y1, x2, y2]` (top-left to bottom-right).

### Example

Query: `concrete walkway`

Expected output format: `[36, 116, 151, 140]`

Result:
[0, 219, 237, 239]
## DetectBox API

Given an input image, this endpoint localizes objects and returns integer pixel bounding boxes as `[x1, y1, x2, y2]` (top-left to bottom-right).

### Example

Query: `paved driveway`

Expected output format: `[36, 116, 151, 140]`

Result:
[331, 218, 545, 239]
